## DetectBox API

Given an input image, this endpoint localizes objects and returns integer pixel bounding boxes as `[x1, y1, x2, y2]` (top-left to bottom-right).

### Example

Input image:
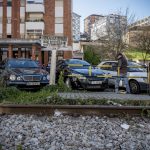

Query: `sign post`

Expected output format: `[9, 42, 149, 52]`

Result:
[40, 36, 71, 85]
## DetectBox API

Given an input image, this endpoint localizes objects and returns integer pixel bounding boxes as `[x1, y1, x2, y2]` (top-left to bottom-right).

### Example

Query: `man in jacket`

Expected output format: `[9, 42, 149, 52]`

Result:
[115, 53, 130, 94]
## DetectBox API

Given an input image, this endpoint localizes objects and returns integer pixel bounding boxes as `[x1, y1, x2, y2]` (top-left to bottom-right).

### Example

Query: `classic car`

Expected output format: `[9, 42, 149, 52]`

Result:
[56, 59, 108, 90]
[0, 58, 50, 89]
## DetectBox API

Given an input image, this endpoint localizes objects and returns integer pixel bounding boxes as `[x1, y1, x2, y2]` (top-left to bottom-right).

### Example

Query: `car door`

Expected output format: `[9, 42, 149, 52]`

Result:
[100, 62, 118, 85]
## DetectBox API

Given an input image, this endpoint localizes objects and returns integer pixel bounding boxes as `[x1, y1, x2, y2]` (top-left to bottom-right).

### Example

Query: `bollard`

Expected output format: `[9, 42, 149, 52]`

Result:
[88, 66, 92, 76]
[117, 67, 120, 76]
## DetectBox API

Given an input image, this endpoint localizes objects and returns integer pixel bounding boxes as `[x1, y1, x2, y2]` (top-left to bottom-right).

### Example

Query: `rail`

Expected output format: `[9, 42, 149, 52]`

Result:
[0, 105, 150, 116]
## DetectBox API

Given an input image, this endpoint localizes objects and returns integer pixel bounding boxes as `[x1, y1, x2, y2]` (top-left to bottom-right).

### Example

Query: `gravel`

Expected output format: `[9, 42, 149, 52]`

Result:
[0, 114, 150, 150]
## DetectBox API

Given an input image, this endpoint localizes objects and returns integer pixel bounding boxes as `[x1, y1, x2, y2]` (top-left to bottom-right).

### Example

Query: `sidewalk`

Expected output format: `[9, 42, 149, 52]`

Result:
[58, 92, 150, 101]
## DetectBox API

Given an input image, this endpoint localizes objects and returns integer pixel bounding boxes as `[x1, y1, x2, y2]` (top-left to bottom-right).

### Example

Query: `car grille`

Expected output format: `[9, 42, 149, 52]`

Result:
[23, 75, 41, 81]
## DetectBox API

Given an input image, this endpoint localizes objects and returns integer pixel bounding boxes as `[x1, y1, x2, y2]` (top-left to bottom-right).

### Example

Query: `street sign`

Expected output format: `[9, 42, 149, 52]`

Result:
[40, 36, 68, 50]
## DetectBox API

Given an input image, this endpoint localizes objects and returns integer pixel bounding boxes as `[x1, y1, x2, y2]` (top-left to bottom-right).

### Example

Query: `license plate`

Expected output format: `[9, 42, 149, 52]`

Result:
[26, 82, 40, 86]
[91, 81, 102, 84]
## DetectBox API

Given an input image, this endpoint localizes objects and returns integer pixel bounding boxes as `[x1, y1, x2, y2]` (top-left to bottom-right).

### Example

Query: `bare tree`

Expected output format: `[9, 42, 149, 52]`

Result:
[135, 29, 150, 64]
[92, 8, 135, 59]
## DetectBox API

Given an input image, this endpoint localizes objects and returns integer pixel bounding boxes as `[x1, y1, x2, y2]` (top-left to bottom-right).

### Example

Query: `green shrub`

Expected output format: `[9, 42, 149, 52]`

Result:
[57, 71, 71, 92]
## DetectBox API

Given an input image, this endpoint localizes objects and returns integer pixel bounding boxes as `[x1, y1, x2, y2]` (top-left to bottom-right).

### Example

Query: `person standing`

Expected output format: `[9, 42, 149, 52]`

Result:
[115, 53, 130, 94]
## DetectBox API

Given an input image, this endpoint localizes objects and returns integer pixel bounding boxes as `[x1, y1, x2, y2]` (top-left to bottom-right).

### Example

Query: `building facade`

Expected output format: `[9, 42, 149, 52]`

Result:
[72, 12, 80, 42]
[130, 16, 150, 27]
[91, 14, 127, 41]
[0, 0, 72, 65]
[84, 14, 104, 39]
[126, 17, 150, 47]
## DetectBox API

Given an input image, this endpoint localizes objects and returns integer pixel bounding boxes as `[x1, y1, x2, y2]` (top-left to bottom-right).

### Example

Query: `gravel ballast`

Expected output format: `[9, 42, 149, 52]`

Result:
[0, 114, 150, 150]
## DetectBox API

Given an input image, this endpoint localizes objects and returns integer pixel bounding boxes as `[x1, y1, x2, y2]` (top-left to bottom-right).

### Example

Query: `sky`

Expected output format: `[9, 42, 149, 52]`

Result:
[73, 0, 150, 32]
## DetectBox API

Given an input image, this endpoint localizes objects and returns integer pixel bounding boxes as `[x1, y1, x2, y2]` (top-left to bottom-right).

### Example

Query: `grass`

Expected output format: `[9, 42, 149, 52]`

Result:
[0, 85, 70, 104]
[125, 48, 150, 61]
[0, 86, 150, 106]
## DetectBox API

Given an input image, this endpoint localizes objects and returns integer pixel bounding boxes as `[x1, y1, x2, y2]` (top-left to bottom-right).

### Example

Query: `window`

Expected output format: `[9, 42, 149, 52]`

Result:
[55, 0, 63, 7]
[20, 18, 25, 23]
[55, 17, 63, 24]
[7, 17, 11, 23]
[7, 35, 11, 38]
[0, 0, 3, 6]
[7, 0, 12, 6]
[20, 0, 25, 7]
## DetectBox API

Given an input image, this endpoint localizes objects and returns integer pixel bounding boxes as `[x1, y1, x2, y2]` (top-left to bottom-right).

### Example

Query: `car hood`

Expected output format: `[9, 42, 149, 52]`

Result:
[9, 68, 48, 75]
[71, 68, 105, 76]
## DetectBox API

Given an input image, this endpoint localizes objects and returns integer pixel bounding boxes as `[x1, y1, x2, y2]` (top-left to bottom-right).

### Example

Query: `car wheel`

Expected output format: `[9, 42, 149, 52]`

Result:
[129, 80, 140, 94]
[65, 78, 72, 89]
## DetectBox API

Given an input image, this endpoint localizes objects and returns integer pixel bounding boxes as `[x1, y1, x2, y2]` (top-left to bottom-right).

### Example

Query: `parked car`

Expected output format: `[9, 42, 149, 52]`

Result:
[97, 61, 148, 94]
[56, 59, 108, 90]
[0, 58, 50, 89]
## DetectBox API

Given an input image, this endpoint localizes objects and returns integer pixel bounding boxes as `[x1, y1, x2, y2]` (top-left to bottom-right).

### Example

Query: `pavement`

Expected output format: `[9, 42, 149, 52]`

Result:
[58, 91, 150, 101]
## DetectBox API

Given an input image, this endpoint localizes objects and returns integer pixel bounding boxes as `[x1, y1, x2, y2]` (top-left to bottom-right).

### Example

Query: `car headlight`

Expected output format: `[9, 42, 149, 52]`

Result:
[71, 73, 86, 80]
[79, 76, 86, 80]
[16, 76, 22, 81]
[9, 75, 16, 81]
[43, 75, 50, 80]
[47, 75, 50, 80]
[71, 73, 82, 77]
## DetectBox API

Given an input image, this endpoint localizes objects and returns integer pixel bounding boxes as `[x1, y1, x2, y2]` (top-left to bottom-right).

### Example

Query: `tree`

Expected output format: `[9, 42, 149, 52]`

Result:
[84, 45, 100, 65]
[92, 8, 135, 59]
[135, 29, 150, 64]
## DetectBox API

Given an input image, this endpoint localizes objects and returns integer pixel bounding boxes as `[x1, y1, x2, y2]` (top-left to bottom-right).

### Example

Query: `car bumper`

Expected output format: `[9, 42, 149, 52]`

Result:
[71, 78, 108, 90]
[138, 82, 149, 91]
[7, 81, 49, 89]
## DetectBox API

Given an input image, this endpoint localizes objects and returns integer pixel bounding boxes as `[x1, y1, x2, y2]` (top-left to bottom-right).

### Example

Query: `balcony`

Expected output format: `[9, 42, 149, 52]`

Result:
[26, 4, 44, 13]
[26, 22, 44, 30]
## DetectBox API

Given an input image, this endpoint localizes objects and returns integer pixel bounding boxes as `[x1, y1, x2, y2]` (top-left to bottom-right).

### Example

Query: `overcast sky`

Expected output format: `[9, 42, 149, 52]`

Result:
[73, 0, 150, 32]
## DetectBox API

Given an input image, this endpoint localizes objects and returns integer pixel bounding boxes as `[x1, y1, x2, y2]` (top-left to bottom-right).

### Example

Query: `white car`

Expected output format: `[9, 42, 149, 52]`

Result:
[97, 61, 148, 94]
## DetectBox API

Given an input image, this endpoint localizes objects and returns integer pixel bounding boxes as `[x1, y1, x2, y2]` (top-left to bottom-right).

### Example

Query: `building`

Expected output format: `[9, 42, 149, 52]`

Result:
[126, 17, 150, 47]
[91, 14, 127, 41]
[130, 16, 150, 27]
[84, 14, 104, 38]
[72, 12, 80, 42]
[0, 0, 72, 65]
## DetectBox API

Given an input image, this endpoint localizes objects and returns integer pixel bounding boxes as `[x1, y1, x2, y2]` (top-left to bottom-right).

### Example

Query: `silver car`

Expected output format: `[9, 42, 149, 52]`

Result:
[97, 61, 148, 94]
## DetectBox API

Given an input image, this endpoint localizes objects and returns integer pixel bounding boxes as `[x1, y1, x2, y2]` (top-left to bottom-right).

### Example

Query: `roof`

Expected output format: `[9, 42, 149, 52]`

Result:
[0, 39, 41, 48]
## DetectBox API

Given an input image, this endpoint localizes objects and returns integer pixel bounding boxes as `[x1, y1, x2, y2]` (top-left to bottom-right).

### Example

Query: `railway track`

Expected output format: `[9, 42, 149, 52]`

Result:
[0, 105, 150, 116]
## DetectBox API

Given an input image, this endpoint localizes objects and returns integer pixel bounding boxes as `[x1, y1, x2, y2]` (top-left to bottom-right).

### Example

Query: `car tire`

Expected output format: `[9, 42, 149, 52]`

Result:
[65, 78, 72, 89]
[129, 80, 140, 94]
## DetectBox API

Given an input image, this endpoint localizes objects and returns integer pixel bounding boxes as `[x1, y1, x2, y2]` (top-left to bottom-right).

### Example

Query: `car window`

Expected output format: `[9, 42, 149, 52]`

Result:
[128, 62, 146, 72]
[65, 59, 90, 69]
[7, 60, 39, 68]
[111, 62, 118, 71]
[101, 62, 113, 71]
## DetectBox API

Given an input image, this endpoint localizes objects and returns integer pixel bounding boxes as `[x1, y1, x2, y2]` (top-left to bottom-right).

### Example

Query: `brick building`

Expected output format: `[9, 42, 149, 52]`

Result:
[0, 0, 72, 65]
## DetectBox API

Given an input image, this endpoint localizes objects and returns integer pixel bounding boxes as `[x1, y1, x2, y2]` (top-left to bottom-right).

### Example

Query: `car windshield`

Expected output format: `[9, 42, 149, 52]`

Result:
[7, 59, 39, 68]
[128, 62, 147, 72]
[65, 59, 91, 69]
